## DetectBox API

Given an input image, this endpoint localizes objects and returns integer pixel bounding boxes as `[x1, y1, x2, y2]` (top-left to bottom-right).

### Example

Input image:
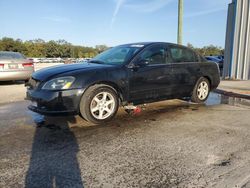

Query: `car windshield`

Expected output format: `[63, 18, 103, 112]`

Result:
[90, 45, 143, 65]
[0, 52, 25, 60]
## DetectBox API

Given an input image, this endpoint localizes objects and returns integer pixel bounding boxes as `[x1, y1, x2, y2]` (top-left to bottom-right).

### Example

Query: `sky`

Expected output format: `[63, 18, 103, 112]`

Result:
[0, 0, 231, 47]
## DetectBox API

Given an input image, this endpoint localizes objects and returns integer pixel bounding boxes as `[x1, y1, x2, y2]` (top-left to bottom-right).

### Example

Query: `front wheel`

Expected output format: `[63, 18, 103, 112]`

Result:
[191, 77, 210, 103]
[79, 85, 119, 124]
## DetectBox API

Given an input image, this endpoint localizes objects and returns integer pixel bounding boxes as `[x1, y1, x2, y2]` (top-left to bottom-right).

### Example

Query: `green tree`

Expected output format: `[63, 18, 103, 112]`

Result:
[186, 43, 224, 56]
[0, 37, 26, 53]
[95, 45, 108, 53]
[0, 37, 101, 58]
[45, 41, 61, 57]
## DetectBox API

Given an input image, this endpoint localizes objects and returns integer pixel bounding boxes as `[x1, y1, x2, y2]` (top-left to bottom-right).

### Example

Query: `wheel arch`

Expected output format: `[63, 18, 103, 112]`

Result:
[79, 81, 120, 124]
[203, 76, 212, 88]
[84, 81, 125, 104]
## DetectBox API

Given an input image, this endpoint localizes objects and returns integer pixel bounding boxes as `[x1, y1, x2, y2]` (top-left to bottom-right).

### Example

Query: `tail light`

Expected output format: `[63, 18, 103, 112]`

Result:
[23, 62, 34, 67]
[23, 59, 34, 67]
[0, 64, 4, 69]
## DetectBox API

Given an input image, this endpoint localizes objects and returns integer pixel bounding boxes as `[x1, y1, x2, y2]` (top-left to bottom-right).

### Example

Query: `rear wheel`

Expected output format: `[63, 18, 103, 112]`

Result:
[79, 84, 119, 124]
[191, 77, 210, 103]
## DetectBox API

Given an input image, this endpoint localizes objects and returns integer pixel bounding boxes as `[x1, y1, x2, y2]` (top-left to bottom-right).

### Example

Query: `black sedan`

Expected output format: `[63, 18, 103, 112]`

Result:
[26, 42, 220, 124]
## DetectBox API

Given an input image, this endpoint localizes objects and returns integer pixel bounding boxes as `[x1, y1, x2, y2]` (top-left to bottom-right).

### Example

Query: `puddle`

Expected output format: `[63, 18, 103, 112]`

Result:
[26, 109, 83, 129]
[206, 92, 250, 107]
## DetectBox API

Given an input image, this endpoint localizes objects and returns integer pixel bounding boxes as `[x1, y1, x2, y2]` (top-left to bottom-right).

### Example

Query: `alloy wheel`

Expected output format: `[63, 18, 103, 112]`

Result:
[197, 81, 209, 100]
[90, 92, 115, 120]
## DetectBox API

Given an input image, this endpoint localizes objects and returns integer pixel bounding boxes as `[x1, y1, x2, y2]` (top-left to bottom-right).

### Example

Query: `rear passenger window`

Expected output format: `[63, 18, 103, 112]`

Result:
[170, 47, 197, 63]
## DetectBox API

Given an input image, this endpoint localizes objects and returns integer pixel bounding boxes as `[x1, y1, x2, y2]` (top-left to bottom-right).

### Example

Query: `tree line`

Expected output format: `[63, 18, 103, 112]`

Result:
[0, 37, 108, 58]
[187, 43, 224, 56]
[0, 37, 224, 58]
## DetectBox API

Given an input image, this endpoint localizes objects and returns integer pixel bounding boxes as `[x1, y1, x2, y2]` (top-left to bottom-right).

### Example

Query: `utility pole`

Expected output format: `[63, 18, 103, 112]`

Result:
[177, 0, 183, 45]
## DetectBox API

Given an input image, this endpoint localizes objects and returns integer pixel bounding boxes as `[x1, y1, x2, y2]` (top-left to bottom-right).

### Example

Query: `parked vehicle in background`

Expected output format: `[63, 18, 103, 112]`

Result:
[77, 58, 91, 63]
[0, 51, 34, 81]
[26, 42, 220, 124]
[215, 55, 224, 61]
[205, 56, 224, 69]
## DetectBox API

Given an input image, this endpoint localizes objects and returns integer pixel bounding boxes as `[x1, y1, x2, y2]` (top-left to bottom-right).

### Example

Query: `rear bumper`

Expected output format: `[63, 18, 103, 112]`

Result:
[26, 88, 85, 116]
[211, 76, 221, 91]
[0, 70, 33, 81]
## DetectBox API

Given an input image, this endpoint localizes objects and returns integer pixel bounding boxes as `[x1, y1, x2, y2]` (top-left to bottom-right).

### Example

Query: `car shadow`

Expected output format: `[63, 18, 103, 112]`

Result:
[25, 116, 84, 188]
[0, 80, 25, 85]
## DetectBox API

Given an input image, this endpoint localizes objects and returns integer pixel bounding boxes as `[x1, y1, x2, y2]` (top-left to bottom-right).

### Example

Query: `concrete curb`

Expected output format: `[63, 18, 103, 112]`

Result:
[214, 89, 250, 100]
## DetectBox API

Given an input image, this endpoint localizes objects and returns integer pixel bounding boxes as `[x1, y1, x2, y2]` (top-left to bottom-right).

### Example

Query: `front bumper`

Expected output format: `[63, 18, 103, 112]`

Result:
[26, 88, 85, 116]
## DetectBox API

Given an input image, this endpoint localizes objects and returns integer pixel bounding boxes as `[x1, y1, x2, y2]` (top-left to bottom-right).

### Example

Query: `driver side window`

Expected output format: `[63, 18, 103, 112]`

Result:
[139, 45, 168, 65]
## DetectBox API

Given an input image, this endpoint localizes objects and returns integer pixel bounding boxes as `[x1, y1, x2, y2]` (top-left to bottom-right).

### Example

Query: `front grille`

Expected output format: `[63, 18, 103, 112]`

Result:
[26, 78, 40, 89]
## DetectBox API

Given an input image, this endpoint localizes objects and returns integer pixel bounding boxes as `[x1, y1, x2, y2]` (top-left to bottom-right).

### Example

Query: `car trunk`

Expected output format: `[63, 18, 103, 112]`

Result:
[0, 59, 34, 71]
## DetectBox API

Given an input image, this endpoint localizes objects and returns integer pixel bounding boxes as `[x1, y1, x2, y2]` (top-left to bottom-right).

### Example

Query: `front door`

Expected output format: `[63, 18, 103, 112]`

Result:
[128, 44, 173, 103]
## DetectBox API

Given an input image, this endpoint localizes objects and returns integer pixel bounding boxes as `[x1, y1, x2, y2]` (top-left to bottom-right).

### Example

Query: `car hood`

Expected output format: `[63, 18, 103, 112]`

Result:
[32, 63, 114, 81]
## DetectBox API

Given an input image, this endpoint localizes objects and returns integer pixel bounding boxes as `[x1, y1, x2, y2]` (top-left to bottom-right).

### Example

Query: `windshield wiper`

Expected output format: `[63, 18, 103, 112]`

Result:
[88, 60, 106, 64]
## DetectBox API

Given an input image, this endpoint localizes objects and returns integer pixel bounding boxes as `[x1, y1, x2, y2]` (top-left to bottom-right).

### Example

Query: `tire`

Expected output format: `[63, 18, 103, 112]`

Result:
[191, 77, 210, 103]
[79, 84, 119, 124]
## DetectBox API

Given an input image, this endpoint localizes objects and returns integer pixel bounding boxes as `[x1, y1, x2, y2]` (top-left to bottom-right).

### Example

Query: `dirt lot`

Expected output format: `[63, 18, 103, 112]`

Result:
[1, 78, 250, 188]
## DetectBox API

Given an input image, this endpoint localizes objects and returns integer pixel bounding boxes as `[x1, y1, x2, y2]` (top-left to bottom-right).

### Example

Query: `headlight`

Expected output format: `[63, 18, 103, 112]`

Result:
[42, 76, 75, 90]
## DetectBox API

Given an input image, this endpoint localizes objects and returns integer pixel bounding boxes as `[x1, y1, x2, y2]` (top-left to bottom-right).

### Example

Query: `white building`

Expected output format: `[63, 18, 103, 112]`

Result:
[224, 0, 250, 80]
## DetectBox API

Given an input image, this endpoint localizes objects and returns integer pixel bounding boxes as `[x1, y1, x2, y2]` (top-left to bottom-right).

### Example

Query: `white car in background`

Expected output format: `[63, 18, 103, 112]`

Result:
[0, 51, 34, 81]
[31, 58, 41, 63]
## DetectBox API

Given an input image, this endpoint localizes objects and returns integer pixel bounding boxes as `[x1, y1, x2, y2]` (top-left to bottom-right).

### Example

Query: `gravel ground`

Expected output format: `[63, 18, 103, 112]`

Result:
[0, 92, 250, 187]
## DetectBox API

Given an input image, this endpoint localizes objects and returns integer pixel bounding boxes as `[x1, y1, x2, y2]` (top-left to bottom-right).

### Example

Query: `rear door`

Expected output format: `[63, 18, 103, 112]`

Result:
[128, 44, 174, 102]
[168, 45, 200, 97]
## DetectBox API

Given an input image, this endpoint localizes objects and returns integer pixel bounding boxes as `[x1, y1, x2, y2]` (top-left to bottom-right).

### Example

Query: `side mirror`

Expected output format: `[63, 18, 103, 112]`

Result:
[137, 59, 149, 67]
[127, 59, 149, 69]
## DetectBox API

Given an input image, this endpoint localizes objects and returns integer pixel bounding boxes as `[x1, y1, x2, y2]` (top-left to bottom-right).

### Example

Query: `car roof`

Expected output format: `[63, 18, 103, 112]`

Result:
[119, 42, 188, 48]
[0, 51, 21, 54]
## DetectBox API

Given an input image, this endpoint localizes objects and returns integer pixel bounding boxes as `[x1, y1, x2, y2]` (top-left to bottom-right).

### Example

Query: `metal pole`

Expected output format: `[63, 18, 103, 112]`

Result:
[178, 0, 183, 45]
